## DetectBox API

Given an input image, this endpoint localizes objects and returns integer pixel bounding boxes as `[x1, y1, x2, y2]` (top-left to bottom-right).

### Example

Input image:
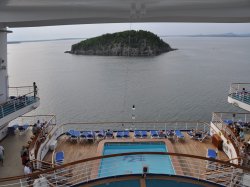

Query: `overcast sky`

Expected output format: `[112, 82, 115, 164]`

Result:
[8, 23, 250, 41]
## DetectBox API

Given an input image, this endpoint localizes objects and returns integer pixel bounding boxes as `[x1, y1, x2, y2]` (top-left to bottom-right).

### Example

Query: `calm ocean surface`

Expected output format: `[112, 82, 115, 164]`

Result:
[7, 37, 250, 124]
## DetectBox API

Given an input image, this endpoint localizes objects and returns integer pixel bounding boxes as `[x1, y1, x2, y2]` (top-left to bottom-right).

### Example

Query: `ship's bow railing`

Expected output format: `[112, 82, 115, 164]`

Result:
[0, 152, 250, 187]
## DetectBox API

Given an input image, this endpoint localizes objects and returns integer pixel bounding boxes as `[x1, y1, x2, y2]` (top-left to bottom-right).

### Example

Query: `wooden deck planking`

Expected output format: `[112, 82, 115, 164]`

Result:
[42, 132, 230, 184]
[44, 132, 228, 163]
[43, 135, 99, 163]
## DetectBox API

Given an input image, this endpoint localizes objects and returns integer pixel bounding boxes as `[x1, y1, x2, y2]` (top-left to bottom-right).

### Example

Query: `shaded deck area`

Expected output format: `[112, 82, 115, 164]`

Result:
[0, 129, 33, 178]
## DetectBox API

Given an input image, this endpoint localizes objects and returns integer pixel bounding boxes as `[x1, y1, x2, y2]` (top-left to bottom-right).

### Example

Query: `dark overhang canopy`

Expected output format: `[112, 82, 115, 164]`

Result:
[0, 0, 250, 28]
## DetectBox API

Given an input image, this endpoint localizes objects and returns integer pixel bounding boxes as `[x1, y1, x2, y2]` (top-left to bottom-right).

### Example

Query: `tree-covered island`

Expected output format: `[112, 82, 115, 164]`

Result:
[68, 30, 175, 56]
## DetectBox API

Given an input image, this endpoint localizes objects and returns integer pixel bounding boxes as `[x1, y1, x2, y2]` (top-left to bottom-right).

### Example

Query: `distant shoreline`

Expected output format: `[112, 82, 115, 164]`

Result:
[8, 34, 250, 44]
[7, 38, 86, 44]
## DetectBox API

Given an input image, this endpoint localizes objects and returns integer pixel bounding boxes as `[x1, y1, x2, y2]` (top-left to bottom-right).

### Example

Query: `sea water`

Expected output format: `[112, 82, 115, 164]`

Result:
[8, 37, 250, 123]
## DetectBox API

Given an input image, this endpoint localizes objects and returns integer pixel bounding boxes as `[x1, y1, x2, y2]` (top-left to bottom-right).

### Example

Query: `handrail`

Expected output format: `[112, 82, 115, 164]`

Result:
[30, 159, 55, 167]
[30, 159, 57, 169]
[61, 120, 209, 124]
[0, 86, 40, 119]
[28, 115, 56, 159]
[228, 83, 250, 103]
[35, 121, 212, 164]
[212, 113, 240, 148]
[0, 152, 249, 182]
[230, 83, 250, 85]
[8, 86, 34, 89]
[212, 111, 250, 115]
[0, 91, 38, 108]
[223, 157, 242, 162]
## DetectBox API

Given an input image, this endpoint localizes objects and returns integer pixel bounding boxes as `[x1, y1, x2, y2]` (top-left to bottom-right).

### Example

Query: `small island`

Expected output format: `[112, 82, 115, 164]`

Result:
[67, 30, 175, 56]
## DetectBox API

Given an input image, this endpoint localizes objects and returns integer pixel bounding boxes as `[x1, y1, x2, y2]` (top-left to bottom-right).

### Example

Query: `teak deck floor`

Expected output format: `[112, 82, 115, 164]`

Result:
[43, 132, 228, 163]
[42, 132, 231, 186]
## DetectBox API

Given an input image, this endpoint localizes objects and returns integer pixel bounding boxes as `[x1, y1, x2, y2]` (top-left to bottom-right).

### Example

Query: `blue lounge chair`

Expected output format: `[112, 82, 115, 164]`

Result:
[116, 131, 123, 138]
[55, 151, 64, 165]
[70, 130, 80, 142]
[124, 130, 130, 138]
[223, 119, 233, 125]
[66, 129, 75, 136]
[80, 131, 94, 140]
[12, 124, 19, 130]
[207, 149, 217, 159]
[79, 131, 88, 142]
[97, 130, 105, 139]
[150, 130, 159, 138]
[18, 123, 29, 135]
[141, 130, 148, 138]
[86, 131, 95, 140]
[134, 130, 141, 138]
[80, 131, 88, 138]
[74, 130, 81, 137]
[175, 130, 185, 141]
[106, 130, 113, 138]
[206, 149, 217, 170]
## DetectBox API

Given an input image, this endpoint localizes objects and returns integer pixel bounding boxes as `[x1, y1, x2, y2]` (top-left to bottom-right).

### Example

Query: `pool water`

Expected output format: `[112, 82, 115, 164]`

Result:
[99, 142, 175, 178]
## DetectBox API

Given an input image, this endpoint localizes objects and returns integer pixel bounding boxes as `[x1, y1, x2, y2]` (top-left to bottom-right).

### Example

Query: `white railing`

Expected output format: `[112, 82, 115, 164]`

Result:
[21, 115, 57, 162]
[212, 112, 241, 148]
[229, 83, 250, 95]
[0, 152, 249, 187]
[229, 83, 250, 105]
[8, 86, 35, 97]
[60, 121, 210, 133]
[212, 112, 250, 125]
[36, 121, 211, 162]
[8, 114, 57, 168]
[0, 86, 39, 119]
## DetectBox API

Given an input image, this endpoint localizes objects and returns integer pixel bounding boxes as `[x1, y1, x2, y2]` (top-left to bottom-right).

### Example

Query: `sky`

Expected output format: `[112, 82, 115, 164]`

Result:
[8, 23, 250, 41]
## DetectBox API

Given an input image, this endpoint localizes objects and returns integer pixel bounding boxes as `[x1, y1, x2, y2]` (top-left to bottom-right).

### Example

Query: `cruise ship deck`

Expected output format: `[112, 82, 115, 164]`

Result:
[1, 0, 250, 186]
[1, 118, 250, 186]
[43, 131, 229, 164]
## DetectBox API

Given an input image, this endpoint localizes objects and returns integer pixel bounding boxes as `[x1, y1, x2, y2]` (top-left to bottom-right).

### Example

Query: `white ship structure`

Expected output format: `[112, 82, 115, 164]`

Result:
[0, 1, 250, 187]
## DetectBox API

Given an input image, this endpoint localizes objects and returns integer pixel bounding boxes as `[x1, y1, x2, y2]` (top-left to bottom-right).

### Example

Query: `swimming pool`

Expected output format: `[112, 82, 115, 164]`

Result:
[98, 142, 175, 178]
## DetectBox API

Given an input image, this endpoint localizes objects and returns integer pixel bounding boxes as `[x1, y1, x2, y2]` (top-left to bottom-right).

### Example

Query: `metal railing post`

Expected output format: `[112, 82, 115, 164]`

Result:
[24, 95, 27, 106]
[1, 105, 4, 117]
[229, 167, 235, 187]
[198, 160, 202, 180]
[14, 101, 16, 111]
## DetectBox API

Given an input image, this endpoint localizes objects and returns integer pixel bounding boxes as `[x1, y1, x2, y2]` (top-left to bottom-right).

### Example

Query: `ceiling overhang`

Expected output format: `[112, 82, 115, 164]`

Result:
[1, 0, 250, 28]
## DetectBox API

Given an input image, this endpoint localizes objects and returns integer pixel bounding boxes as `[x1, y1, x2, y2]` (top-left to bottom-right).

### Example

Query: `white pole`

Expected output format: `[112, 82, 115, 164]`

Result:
[0, 28, 12, 104]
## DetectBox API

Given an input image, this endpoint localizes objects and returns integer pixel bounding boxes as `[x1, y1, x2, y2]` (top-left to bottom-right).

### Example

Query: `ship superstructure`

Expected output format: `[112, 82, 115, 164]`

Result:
[0, 1, 250, 187]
